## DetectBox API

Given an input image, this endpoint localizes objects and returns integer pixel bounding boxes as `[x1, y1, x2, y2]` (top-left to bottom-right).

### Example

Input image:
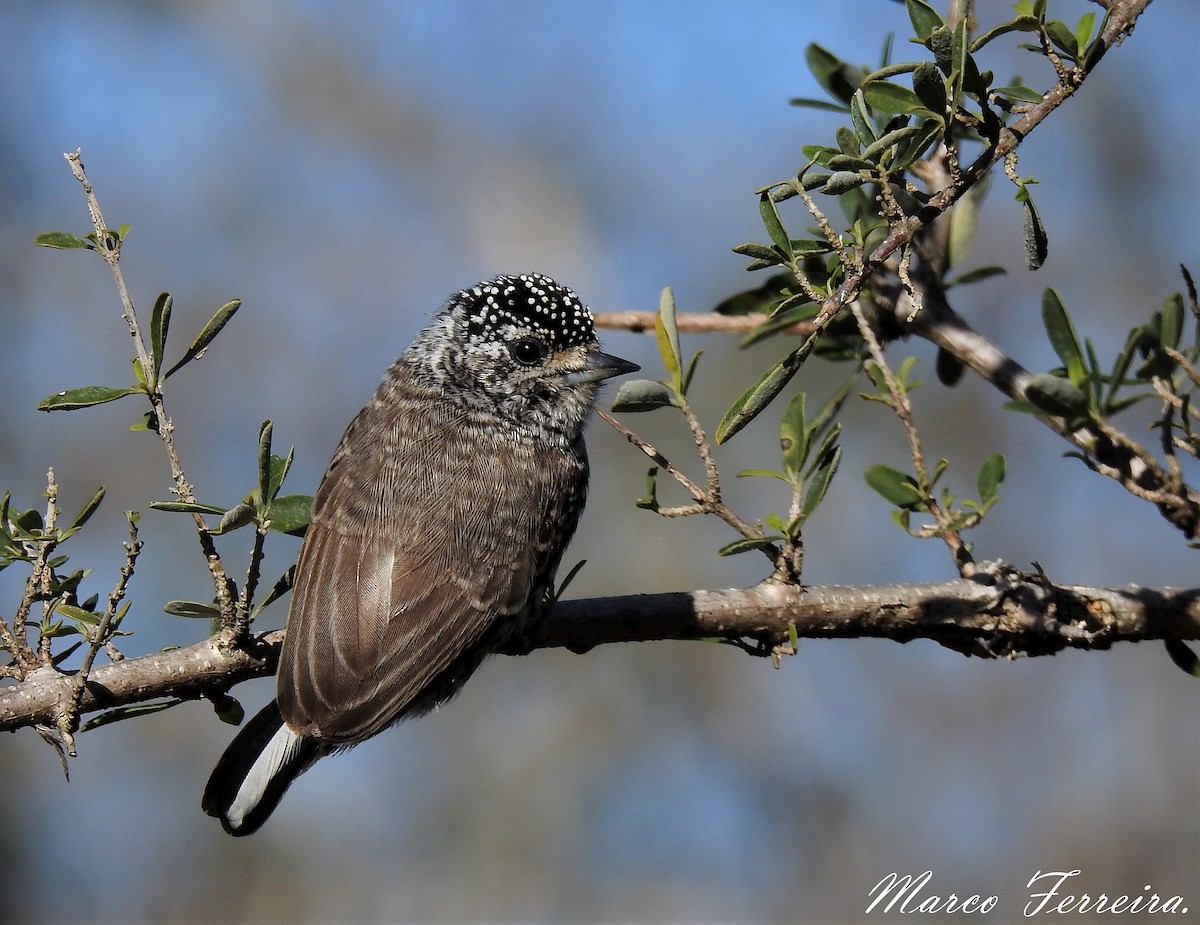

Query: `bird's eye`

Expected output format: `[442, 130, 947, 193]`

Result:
[510, 338, 547, 366]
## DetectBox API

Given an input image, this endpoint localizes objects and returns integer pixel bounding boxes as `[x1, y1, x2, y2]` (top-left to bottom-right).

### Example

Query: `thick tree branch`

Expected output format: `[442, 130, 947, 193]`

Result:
[3, 571, 1197, 734]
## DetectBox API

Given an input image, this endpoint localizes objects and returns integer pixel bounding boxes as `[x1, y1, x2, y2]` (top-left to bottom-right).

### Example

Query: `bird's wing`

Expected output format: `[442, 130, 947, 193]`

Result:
[276, 396, 584, 743]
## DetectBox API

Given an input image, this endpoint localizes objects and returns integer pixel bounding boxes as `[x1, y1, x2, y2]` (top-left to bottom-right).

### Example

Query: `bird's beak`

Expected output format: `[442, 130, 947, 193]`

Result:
[568, 349, 640, 385]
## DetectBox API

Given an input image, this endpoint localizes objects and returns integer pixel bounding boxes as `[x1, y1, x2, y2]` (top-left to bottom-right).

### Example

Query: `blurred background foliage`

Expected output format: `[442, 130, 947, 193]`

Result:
[0, 1, 1197, 922]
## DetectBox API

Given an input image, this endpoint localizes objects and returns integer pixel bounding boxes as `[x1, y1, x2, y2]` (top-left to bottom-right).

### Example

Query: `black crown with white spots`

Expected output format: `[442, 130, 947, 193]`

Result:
[457, 273, 595, 349]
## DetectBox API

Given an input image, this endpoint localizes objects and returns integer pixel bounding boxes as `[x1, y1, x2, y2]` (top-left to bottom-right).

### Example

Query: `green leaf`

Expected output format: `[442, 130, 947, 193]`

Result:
[828, 153, 872, 172]
[864, 464, 923, 509]
[214, 503, 255, 535]
[149, 292, 172, 387]
[863, 62, 920, 84]
[862, 80, 924, 115]
[265, 494, 313, 536]
[656, 287, 682, 387]
[890, 116, 943, 172]
[758, 194, 793, 263]
[1106, 328, 1140, 409]
[681, 350, 703, 395]
[54, 603, 102, 626]
[1164, 639, 1200, 679]
[717, 536, 782, 558]
[257, 421, 274, 504]
[790, 239, 838, 256]
[993, 83, 1044, 103]
[823, 171, 868, 195]
[210, 693, 245, 726]
[911, 61, 947, 116]
[1020, 190, 1048, 270]
[949, 17, 969, 108]
[930, 24, 954, 74]
[250, 565, 296, 619]
[38, 385, 142, 412]
[946, 265, 1006, 287]
[860, 124, 922, 164]
[805, 43, 862, 105]
[1159, 293, 1184, 352]
[163, 600, 221, 619]
[266, 450, 294, 502]
[716, 335, 819, 445]
[835, 125, 860, 157]
[635, 467, 660, 511]
[736, 469, 788, 481]
[164, 298, 241, 378]
[936, 347, 965, 386]
[788, 97, 851, 113]
[730, 242, 784, 265]
[713, 273, 794, 316]
[149, 500, 226, 515]
[971, 15, 1041, 52]
[1044, 19, 1078, 59]
[9, 506, 43, 537]
[60, 486, 106, 540]
[611, 379, 675, 412]
[905, 0, 944, 40]
[976, 453, 1006, 504]
[1080, 34, 1106, 71]
[1041, 289, 1085, 387]
[740, 303, 818, 348]
[1024, 373, 1088, 417]
[779, 394, 809, 476]
[35, 231, 91, 249]
[849, 90, 876, 144]
[800, 171, 833, 192]
[948, 175, 988, 268]
[79, 699, 186, 733]
[802, 444, 842, 518]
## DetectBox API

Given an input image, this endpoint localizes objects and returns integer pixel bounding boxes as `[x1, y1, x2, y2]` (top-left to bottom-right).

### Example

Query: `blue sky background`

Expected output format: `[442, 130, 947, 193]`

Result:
[1, 2, 1197, 923]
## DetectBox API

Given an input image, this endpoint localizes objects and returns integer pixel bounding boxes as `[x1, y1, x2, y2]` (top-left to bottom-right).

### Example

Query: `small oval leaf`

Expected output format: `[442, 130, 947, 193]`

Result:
[35, 231, 91, 249]
[823, 171, 868, 195]
[149, 501, 227, 515]
[265, 494, 313, 536]
[214, 503, 256, 535]
[862, 80, 924, 115]
[38, 385, 141, 412]
[164, 298, 242, 378]
[717, 536, 782, 558]
[864, 464, 923, 509]
[1041, 289, 1085, 386]
[1024, 373, 1088, 417]
[611, 379, 675, 412]
[716, 335, 820, 445]
[976, 453, 1006, 504]
[163, 600, 221, 619]
[1021, 192, 1049, 270]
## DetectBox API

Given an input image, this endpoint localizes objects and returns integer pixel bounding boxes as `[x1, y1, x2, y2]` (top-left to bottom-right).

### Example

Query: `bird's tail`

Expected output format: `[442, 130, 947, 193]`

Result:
[202, 699, 323, 836]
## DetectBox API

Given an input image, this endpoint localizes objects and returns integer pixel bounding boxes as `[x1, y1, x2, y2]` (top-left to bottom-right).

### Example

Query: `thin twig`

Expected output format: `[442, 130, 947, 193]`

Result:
[62, 151, 239, 628]
[597, 409, 769, 555]
[62, 514, 142, 754]
[849, 301, 976, 576]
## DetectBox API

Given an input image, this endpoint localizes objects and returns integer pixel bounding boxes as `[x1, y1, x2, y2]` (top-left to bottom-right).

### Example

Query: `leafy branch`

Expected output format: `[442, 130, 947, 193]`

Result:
[0, 153, 313, 758]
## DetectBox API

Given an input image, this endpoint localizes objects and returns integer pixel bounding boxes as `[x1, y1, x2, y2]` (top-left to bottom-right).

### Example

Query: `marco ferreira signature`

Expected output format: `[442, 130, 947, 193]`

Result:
[865, 870, 1189, 916]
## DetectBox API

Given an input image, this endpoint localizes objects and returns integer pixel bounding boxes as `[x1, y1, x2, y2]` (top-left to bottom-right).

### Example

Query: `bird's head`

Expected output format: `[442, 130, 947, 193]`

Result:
[413, 273, 638, 443]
